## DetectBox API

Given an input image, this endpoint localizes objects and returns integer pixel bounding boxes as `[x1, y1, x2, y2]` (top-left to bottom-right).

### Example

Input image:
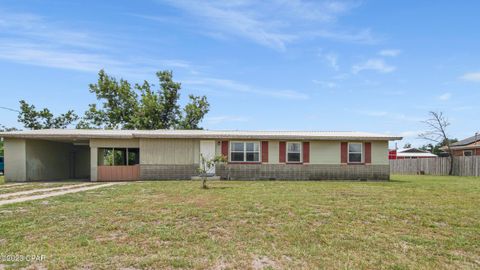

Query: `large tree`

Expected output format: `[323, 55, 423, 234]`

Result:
[77, 70, 209, 129]
[419, 111, 455, 175]
[17, 100, 78, 129]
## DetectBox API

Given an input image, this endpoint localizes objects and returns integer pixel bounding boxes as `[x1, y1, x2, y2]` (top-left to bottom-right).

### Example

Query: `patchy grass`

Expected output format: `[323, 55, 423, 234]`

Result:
[0, 175, 479, 269]
[0, 176, 4, 185]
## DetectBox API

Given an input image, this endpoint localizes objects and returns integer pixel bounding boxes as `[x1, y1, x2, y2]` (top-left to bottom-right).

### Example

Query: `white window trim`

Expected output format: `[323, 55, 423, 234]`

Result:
[229, 141, 261, 163]
[286, 142, 303, 163]
[348, 142, 363, 163]
[463, 150, 473, 156]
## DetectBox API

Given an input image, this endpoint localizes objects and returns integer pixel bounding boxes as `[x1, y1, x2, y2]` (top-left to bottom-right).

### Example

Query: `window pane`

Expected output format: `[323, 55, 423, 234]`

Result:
[288, 153, 301, 162]
[99, 148, 113, 166]
[246, 142, 259, 151]
[464, 151, 472, 156]
[349, 153, 362, 162]
[128, 148, 140, 165]
[232, 142, 244, 151]
[349, 143, 362, 153]
[246, 152, 259, 162]
[231, 152, 244, 162]
[288, 143, 301, 152]
[114, 148, 127, 165]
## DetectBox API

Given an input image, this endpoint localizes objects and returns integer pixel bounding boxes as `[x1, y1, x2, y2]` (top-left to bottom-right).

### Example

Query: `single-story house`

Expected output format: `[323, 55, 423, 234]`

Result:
[0, 129, 402, 182]
[448, 134, 480, 156]
[388, 148, 437, 159]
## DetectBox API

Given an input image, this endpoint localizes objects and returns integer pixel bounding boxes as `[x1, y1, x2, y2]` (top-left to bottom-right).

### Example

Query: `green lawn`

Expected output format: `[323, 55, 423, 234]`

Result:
[0, 176, 4, 185]
[0, 175, 479, 269]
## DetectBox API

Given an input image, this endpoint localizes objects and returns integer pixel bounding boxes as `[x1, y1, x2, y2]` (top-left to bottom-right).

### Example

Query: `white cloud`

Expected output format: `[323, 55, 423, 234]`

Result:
[325, 53, 339, 71]
[312, 80, 337, 88]
[155, 0, 373, 50]
[379, 49, 401, 57]
[205, 115, 248, 125]
[352, 58, 396, 74]
[310, 28, 378, 44]
[318, 49, 339, 70]
[438, 92, 451, 101]
[0, 10, 195, 76]
[460, 72, 480, 82]
[184, 77, 309, 100]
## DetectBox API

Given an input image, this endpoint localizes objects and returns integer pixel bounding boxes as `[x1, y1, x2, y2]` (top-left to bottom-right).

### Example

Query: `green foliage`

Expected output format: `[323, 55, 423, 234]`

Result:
[17, 100, 78, 129]
[78, 70, 209, 130]
[180, 95, 210, 129]
[419, 138, 458, 155]
[197, 154, 227, 189]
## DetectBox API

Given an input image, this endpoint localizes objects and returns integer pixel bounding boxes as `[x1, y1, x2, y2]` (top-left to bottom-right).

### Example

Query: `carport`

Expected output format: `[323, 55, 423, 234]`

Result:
[3, 138, 90, 181]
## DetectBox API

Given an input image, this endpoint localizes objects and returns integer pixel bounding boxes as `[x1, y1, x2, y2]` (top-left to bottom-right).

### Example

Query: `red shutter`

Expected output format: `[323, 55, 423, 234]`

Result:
[303, 142, 310, 163]
[365, 142, 372, 164]
[221, 141, 229, 158]
[341, 142, 348, 164]
[279, 141, 286, 163]
[261, 141, 269, 163]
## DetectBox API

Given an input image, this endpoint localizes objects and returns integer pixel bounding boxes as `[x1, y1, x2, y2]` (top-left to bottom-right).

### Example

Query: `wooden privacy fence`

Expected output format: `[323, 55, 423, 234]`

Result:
[390, 156, 480, 176]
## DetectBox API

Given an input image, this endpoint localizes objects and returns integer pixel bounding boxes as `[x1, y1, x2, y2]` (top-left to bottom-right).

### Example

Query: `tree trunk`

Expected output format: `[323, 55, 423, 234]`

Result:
[202, 177, 207, 189]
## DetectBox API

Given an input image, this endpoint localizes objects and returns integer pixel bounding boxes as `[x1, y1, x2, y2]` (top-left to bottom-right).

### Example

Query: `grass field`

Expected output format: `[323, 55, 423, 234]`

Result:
[0, 175, 479, 269]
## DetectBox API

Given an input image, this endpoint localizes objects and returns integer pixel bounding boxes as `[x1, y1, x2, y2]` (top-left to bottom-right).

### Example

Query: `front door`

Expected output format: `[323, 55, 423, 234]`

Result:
[200, 140, 216, 174]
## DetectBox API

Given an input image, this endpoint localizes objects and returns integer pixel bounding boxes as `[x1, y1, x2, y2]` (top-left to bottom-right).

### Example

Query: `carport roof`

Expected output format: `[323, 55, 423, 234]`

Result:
[0, 129, 402, 141]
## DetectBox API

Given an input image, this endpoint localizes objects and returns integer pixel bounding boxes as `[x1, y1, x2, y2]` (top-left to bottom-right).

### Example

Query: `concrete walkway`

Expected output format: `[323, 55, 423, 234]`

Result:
[0, 183, 122, 206]
[0, 183, 93, 199]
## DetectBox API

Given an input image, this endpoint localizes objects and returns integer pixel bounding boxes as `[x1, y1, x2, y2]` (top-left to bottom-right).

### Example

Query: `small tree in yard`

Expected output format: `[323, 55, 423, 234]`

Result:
[419, 111, 455, 175]
[197, 154, 226, 189]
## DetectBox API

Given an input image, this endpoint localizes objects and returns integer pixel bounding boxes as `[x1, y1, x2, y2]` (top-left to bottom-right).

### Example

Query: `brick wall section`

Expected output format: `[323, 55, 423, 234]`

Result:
[453, 148, 480, 156]
[216, 164, 390, 181]
[140, 164, 199, 180]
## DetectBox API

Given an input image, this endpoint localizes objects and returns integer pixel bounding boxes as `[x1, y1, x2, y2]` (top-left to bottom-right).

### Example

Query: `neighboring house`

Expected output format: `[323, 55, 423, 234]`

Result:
[0, 129, 401, 182]
[389, 148, 437, 159]
[448, 134, 480, 156]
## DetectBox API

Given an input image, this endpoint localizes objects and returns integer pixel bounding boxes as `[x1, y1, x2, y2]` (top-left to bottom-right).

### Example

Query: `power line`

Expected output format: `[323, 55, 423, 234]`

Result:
[0, 106, 20, 113]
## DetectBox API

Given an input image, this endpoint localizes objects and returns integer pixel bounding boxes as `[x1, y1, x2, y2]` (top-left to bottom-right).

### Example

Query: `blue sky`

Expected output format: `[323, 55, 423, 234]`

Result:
[0, 0, 479, 147]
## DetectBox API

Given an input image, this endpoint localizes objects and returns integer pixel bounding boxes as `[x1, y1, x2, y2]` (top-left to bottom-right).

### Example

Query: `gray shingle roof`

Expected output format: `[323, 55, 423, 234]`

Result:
[451, 134, 480, 146]
[0, 129, 402, 141]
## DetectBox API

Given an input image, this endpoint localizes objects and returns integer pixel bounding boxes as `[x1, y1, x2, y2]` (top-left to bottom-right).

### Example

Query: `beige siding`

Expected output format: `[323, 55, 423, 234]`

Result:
[4, 138, 27, 182]
[310, 141, 341, 164]
[25, 140, 72, 181]
[75, 146, 90, 179]
[372, 141, 389, 165]
[215, 140, 222, 156]
[90, 147, 98, 181]
[90, 138, 139, 148]
[140, 138, 199, 165]
[268, 141, 279, 164]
